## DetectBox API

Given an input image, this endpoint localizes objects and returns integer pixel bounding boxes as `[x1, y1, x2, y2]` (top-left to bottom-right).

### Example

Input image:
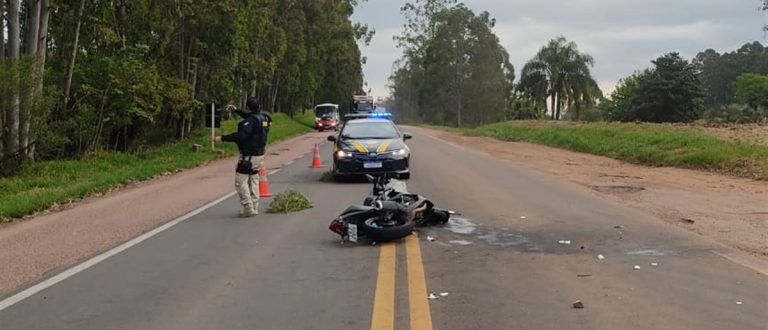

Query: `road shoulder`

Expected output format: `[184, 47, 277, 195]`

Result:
[411, 126, 768, 260]
[0, 132, 328, 296]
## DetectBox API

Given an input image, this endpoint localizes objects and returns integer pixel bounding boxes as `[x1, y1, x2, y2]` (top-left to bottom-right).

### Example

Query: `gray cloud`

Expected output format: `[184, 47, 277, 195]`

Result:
[353, 0, 767, 97]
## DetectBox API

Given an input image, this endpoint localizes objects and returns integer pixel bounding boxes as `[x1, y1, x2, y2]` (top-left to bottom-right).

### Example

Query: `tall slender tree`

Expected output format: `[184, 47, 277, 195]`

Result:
[520, 37, 598, 120]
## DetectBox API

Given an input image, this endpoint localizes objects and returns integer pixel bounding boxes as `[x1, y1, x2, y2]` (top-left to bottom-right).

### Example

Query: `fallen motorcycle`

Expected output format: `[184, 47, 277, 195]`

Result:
[329, 174, 454, 243]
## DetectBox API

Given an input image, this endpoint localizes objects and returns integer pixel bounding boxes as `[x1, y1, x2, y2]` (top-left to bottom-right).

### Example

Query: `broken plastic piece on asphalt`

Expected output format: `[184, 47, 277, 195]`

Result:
[428, 293, 439, 300]
[577, 274, 592, 277]
[440, 292, 449, 297]
[427, 236, 436, 242]
[520, 216, 527, 219]
[597, 254, 605, 260]
[613, 225, 624, 229]
[681, 218, 695, 224]
[736, 301, 743, 305]
[572, 300, 584, 309]
[651, 262, 658, 267]
[558, 240, 572, 245]
[633, 265, 641, 270]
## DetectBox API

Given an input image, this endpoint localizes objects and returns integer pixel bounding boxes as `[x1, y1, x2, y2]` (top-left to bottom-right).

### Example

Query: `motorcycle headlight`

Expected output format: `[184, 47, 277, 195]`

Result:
[393, 148, 409, 156]
[336, 150, 352, 158]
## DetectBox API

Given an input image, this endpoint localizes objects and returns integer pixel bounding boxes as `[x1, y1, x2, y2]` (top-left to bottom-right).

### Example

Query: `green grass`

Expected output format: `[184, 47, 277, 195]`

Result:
[0, 112, 312, 220]
[293, 110, 317, 129]
[463, 121, 768, 179]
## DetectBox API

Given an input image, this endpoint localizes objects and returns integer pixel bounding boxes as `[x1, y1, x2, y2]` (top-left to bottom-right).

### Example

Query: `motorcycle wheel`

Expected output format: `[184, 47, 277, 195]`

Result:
[359, 215, 415, 241]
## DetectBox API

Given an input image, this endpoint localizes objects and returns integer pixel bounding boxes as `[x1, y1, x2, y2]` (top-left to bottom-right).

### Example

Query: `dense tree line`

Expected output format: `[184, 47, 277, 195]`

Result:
[601, 42, 768, 123]
[388, 1, 602, 126]
[388, 0, 516, 127]
[1, 0, 368, 168]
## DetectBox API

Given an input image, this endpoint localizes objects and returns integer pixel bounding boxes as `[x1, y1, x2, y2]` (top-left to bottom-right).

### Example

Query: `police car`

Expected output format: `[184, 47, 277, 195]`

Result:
[327, 113, 411, 181]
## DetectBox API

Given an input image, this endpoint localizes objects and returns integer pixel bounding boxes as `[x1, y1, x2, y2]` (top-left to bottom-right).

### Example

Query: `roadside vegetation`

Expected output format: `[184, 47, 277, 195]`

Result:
[384, 1, 766, 178]
[0, 113, 312, 221]
[1, 1, 371, 173]
[464, 121, 768, 179]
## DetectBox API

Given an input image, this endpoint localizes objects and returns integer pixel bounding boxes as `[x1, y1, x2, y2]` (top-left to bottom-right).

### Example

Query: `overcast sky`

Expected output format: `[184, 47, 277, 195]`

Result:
[351, 0, 767, 98]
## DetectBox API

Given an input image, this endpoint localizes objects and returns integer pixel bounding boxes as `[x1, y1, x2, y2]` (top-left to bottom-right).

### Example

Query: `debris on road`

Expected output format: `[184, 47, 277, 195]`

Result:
[613, 225, 624, 229]
[440, 292, 449, 297]
[736, 301, 743, 305]
[520, 216, 527, 219]
[448, 240, 472, 246]
[597, 254, 606, 260]
[651, 262, 658, 267]
[681, 218, 696, 224]
[633, 265, 641, 270]
[572, 300, 584, 309]
[428, 293, 439, 300]
[427, 236, 436, 242]
[558, 240, 572, 245]
[577, 274, 592, 277]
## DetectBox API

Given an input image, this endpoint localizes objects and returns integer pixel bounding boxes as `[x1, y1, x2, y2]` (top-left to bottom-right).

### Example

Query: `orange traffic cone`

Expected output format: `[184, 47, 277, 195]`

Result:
[310, 144, 324, 168]
[258, 166, 273, 197]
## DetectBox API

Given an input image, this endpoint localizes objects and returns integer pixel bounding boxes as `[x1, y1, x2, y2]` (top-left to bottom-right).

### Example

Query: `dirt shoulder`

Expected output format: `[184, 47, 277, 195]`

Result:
[0, 132, 329, 296]
[413, 126, 768, 258]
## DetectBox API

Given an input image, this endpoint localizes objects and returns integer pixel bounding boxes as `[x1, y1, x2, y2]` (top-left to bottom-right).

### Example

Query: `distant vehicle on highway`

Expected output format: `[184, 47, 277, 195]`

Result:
[327, 116, 411, 181]
[313, 103, 340, 131]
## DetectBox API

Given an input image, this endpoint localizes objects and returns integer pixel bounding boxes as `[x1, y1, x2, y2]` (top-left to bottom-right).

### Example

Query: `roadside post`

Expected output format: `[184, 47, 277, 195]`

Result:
[204, 103, 222, 151]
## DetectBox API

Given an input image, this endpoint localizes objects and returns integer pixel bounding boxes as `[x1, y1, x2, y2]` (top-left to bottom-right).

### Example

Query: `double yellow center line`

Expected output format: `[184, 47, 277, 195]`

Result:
[370, 234, 433, 330]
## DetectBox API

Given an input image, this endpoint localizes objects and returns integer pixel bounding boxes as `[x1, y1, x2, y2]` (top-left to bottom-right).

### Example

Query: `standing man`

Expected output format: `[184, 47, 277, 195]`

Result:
[214, 97, 272, 217]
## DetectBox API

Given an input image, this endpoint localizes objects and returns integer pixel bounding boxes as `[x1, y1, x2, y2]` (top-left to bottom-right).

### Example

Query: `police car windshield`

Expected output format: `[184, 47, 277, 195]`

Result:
[341, 121, 399, 140]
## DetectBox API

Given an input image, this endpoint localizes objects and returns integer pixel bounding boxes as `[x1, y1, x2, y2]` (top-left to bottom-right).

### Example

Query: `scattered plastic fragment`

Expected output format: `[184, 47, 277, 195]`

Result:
[597, 254, 605, 260]
[633, 265, 641, 270]
[613, 225, 624, 229]
[558, 240, 572, 245]
[572, 300, 584, 309]
[428, 293, 439, 300]
[520, 216, 527, 219]
[651, 263, 658, 267]
[440, 292, 449, 297]
[736, 301, 743, 305]
[427, 236, 436, 242]
[577, 274, 592, 277]
[681, 218, 695, 224]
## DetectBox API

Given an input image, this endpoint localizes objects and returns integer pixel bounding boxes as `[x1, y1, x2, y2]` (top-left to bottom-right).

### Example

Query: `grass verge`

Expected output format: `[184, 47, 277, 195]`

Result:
[267, 189, 313, 214]
[462, 121, 768, 179]
[0, 112, 312, 220]
[294, 110, 317, 129]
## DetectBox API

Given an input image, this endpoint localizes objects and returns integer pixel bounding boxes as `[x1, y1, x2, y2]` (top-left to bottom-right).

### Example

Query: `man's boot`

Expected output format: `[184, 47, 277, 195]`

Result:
[240, 205, 256, 218]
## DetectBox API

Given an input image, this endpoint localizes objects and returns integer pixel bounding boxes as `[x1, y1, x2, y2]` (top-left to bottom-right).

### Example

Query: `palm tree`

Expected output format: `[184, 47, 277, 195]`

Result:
[520, 37, 598, 120]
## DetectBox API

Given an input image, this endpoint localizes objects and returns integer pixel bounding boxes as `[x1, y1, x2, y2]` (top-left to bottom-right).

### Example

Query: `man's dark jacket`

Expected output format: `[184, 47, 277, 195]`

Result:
[222, 110, 271, 156]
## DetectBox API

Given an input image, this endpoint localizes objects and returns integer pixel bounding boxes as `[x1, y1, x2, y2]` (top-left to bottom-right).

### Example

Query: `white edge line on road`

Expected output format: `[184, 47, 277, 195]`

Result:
[269, 169, 280, 175]
[285, 160, 294, 166]
[0, 191, 238, 312]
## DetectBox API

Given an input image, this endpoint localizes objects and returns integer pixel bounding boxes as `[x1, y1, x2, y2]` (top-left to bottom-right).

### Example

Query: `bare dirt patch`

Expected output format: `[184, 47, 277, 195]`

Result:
[415, 127, 768, 258]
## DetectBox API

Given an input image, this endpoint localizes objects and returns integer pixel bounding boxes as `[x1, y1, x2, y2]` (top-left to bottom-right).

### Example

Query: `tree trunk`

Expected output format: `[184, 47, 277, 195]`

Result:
[62, 0, 85, 111]
[25, 0, 40, 55]
[1, 0, 5, 57]
[5, 0, 21, 156]
[549, 88, 556, 120]
[555, 93, 562, 120]
[20, 0, 41, 156]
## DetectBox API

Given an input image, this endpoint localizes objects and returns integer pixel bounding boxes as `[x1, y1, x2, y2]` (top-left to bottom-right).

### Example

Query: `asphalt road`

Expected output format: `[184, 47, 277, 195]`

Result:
[0, 129, 766, 330]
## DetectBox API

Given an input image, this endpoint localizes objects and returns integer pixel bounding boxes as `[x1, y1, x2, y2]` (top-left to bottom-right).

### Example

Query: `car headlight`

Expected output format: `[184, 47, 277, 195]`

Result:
[393, 148, 409, 156]
[336, 150, 352, 158]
